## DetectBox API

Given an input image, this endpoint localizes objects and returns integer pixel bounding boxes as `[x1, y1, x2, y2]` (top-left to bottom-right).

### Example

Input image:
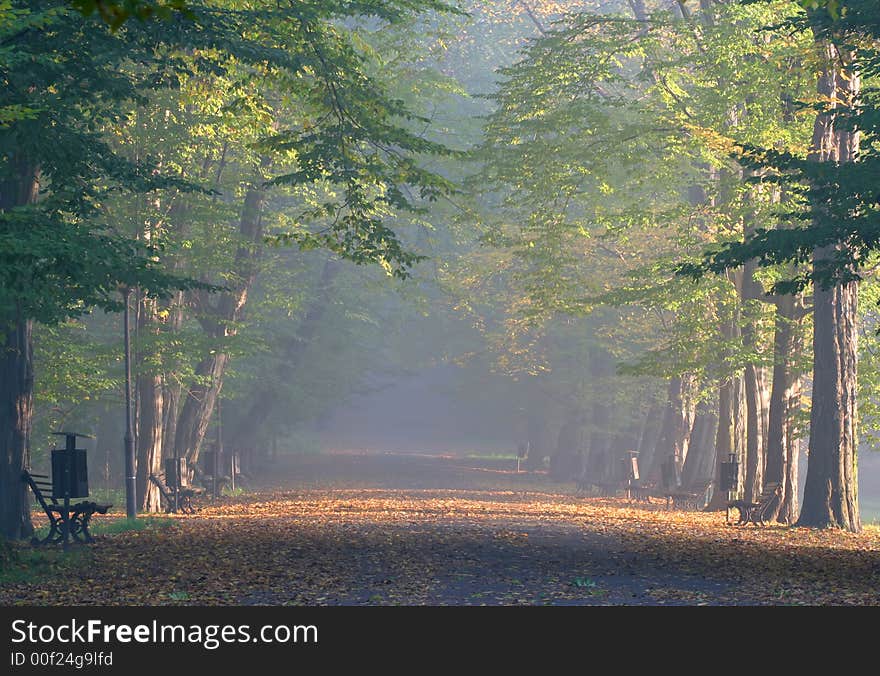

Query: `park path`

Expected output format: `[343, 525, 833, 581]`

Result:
[4, 451, 880, 605]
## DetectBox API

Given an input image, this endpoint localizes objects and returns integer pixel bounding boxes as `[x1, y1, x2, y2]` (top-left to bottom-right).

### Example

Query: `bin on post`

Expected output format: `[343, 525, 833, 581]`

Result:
[620, 450, 640, 499]
[51, 432, 92, 548]
[201, 450, 220, 499]
[720, 453, 739, 493]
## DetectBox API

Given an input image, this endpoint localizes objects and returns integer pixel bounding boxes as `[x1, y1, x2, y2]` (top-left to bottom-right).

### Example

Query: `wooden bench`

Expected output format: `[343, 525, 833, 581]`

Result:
[149, 474, 202, 514]
[664, 481, 713, 511]
[192, 464, 230, 496]
[575, 478, 622, 498]
[728, 482, 781, 526]
[22, 471, 111, 545]
[627, 480, 654, 504]
[150, 474, 204, 514]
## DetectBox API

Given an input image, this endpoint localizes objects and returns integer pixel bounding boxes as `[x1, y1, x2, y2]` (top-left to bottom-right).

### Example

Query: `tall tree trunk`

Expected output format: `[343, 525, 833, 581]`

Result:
[779, 378, 802, 523]
[161, 287, 186, 454]
[765, 293, 805, 523]
[798, 35, 861, 532]
[0, 312, 34, 539]
[174, 168, 267, 466]
[707, 380, 733, 509]
[174, 352, 231, 468]
[635, 401, 663, 466]
[0, 157, 39, 539]
[733, 373, 747, 495]
[648, 374, 696, 480]
[135, 294, 163, 512]
[741, 242, 770, 502]
[743, 362, 766, 502]
[682, 397, 718, 490]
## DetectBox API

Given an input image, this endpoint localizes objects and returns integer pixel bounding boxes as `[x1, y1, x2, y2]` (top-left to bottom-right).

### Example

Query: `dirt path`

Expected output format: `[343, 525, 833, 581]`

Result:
[4, 451, 880, 605]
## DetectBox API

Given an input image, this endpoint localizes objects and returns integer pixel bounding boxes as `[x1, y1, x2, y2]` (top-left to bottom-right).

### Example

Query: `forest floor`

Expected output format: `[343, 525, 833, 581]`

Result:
[3, 450, 880, 606]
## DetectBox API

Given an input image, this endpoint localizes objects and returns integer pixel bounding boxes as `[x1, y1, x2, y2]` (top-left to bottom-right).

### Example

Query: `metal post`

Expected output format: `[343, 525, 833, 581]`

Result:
[61, 433, 74, 549]
[123, 287, 137, 520]
[173, 457, 179, 514]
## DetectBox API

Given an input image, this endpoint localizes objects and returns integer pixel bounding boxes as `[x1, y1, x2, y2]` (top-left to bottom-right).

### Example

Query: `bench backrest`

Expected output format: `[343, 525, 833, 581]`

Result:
[22, 471, 57, 513]
[757, 481, 781, 504]
[149, 474, 173, 500]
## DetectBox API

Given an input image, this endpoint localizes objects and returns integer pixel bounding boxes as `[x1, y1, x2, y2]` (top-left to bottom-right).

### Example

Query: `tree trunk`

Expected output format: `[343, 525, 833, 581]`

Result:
[799, 272, 859, 530]
[648, 374, 696, 480]
[174, 352, 230, 467]
[798, 35, 861, 532]
[161, 288, 186, 453]
[682, 397, 718, 489]
[0, 157, 39, 539]
[706, 380, 734, 510]
[779, 378, 802, 523]
[765, 293, 805, 523]
[707, 267, 747, 509]
[743, 363, 769, 502]
[135, 294, 163, 513]
[173, 169, 267, 466]
[741, 250, 770, 503]
[0, 313, 35, 540]
[635, 401, 663, 472]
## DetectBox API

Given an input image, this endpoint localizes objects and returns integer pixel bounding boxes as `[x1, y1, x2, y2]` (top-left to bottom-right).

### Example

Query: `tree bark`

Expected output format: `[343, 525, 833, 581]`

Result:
[682, 397, 718, 489]
[648, 374, 696, 480]
[0, 156, 39, 539]
[0, 312, 35, 540]
[706, 380, 733, 509]
[741, 240, 770, 502]
[636, 401, 663, 464]
[779, 378, 802, 523]
[798, 35, 861, 532]
[765, 293, 805, 523]
[173, 168, 267, 466]
[800, 272, 859, 530]
[135, 294, 164, 512]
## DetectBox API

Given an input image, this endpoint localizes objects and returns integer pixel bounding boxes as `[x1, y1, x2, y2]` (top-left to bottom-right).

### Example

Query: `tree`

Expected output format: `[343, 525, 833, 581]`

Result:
[1, 0, 461, 529]
[0, 3, 206, 538]
[685, 2, 880, 530]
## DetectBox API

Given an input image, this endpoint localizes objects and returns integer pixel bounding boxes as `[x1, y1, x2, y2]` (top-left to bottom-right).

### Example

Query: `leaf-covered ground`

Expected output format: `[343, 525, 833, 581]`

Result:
[3, 451, 880, 605]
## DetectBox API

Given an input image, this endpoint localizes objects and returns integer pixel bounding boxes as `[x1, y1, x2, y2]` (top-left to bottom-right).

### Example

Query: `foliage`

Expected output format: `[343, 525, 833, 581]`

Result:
[682, 0, 880, 292]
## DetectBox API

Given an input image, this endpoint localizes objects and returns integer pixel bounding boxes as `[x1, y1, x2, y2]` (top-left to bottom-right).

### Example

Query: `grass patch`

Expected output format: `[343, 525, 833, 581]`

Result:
[86, 488, 126, 506]
[28, 515, 176, 541]
[0, 538, 88, 586]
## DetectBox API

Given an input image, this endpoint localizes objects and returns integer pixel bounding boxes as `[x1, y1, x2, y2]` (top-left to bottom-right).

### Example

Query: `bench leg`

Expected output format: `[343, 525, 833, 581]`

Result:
[70, 511, 95, 543]
[32, 517, 62, 546]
